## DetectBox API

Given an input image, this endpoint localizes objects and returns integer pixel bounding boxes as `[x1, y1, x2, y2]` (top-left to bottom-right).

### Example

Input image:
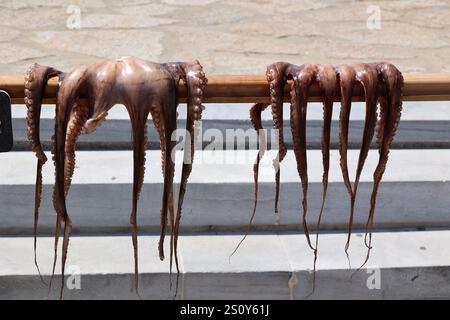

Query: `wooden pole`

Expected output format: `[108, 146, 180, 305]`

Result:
[1, 73, 450, 104]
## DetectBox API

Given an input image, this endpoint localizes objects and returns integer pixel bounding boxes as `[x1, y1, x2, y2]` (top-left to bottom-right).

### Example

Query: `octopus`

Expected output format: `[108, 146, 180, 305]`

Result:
[241, 62, 403, 289]
[24, 56, 207, 298]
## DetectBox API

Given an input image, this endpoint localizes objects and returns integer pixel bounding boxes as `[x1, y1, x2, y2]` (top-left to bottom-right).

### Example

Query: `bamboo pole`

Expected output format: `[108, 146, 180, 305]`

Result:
[1, 73, 450, 104]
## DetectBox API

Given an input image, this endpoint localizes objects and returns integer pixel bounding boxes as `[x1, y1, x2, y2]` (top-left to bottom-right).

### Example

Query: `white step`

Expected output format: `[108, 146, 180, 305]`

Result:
[0, 230, 449, 299]
[0, 149, 449, 233]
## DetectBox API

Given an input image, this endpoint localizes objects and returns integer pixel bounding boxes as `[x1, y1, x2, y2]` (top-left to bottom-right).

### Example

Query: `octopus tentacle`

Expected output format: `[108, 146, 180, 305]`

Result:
[289, 64, 317, 251]
[376, 94, 388, 151]
[48, 210, 62, 293]
[64, 101, 89, 196]
[150, 109, 166, 176]
[312, 64, 337, 286]
[53, 95, 77, 300]
[360, 63, 403, 267]
[60, 215, 72, 300]
[337, 65, 357, 258]
[149, 108, 170, 261]
[128, 108, 149, 295]
[230, 102, 269, 258]
[24, 63, 61, 279]
[172, 61, 207, 278]
[158, 96, 178, 262]
[149, 107, 177, 281]
[345, 64, 379, 255]
[229, 62, 291, 256]
[232, 62, 290, 257]
[171, 120, 188, 289]
[266, 62, 290, 215]
[48, 102, 88, 293]
[48, 132, 60, 292]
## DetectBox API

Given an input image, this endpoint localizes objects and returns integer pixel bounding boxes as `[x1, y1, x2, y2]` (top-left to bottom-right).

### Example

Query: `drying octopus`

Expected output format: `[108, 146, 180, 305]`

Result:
[242, 62, 403, 285]
[25, 56, 207, 298]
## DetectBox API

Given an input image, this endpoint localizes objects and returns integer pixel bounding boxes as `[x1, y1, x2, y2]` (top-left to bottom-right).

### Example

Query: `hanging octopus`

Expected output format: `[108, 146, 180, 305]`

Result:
[240, 62, 403, 288]
[25, 56, 207, 298]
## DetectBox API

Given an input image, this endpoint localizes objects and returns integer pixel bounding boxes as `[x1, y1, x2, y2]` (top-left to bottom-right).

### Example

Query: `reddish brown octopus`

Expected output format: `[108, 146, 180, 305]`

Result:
[25, 56, 207, 298]
[240, 62, 403, 288]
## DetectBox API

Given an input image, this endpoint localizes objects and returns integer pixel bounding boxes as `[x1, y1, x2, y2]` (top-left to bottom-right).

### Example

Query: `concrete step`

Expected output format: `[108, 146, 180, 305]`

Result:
[9, 101, 450, 151]
[12, 101, 450, 121]
[0, 149, 449, 234]
[0, 230, 449, 299]
[10, 119, 450, 150]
